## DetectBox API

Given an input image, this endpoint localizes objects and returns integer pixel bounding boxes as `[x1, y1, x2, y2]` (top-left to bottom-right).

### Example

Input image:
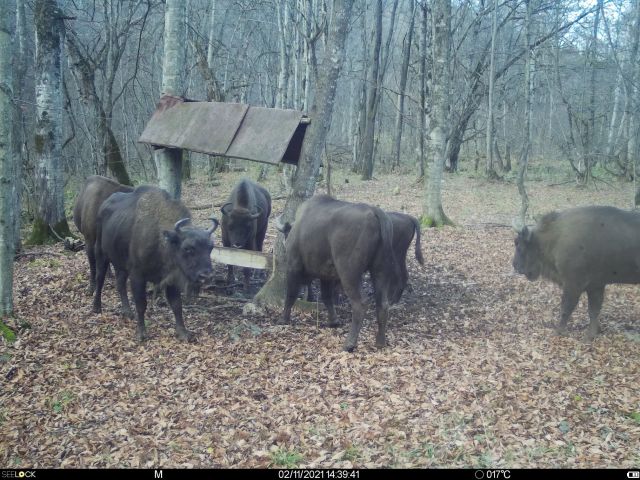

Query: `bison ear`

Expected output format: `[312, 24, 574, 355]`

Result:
[220, 203, 232, 216]
[521, 226, 533, 243]
[163, 230, 180, 246]
[250, 206, 263, 220]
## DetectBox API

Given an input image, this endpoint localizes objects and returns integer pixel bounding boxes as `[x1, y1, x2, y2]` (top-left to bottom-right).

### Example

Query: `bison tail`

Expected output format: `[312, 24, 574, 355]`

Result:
[411, 216, 425, 266]
[372, 207, 401, 275]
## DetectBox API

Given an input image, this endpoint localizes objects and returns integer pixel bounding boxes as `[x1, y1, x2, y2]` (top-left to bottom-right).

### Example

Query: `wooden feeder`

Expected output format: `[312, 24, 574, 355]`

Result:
[138, 95, 310, 270]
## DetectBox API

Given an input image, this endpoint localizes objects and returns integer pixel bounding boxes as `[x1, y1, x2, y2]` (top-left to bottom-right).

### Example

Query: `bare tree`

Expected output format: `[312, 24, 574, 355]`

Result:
[0, 0, 16, 319]
[358, 0, 382, 180]
[422, 0, 452, 227]
[626, 0, 640, 206]
[392, 0, 416, 169]
[416, 1, 428, 179]
[255, 0, 355, 305]
[516, 0, 534, 226]
[485, 0, 499, 179]
[29, 0, 72, 244]
[64, 1, 154, 186]
[156, 0, 186, 198]
[12, 0, 28, 253]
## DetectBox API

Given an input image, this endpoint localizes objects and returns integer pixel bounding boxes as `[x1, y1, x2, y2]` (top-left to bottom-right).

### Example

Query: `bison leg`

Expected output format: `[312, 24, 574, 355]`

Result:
[585, 286, 605, 340]
[306, 280, 317, 302]
[342, 283, 365, 353]
[115, 269, 133, 319]
[130, 275, 148, 342]
[320, 280, 339, 327]
[226, 264, 235, 287]
[373, 290, 390, 349]
[86, 243, 97, 296]
[166, 285, 194, 342]
[556, 287, 581, 336]
[243, 267, 252, 292]
[92, 247, 109, 314]
[280, 273, 302, 325]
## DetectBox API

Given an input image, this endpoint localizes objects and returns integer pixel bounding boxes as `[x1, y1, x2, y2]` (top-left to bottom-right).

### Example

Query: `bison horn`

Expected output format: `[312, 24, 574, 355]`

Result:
[220, 203, 233, 216]
[250, 207, 263, 220]
[174, 218, 191, 232]
[207, 217, 219, 234]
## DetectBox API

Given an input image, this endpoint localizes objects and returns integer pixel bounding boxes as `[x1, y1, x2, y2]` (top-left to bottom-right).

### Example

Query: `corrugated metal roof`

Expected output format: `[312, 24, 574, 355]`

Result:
[138, 96, 309, 165]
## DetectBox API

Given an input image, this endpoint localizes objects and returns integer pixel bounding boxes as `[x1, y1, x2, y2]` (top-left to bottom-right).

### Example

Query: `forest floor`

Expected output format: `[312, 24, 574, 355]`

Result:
[2, 169, 639, 468]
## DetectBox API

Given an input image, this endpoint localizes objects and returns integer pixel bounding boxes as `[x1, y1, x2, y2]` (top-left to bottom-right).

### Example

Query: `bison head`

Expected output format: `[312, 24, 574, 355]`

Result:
[164, 218, 218, 284]
[221, 203, 262, 248]
[512, 225, 542, 281]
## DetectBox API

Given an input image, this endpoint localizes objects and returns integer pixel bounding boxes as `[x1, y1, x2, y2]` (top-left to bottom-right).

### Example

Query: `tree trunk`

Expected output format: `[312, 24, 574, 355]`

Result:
[392, 0, 416, 169]
[422, 0, 452, 227]
[416, 2, 427, 179]
[276, 0, 290, 109]
[66, 36, 133, 186]
[255, 0, 355, 306]
[156, 0, 186, 199]
[29, 0, 72, 245]
[584, 0, 602, 178]
[359, 0, 382, 180]
[606, 70, 622, 161]
[0, 0, 16, 318]
[12, 0, 27, 254]
[626, 0, 640, 205]
[517, 0, 534, 226]
[485, 0, 499, 179]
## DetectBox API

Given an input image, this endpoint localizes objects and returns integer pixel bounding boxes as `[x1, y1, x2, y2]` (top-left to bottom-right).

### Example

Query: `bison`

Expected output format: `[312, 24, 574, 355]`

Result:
[512, 205, 640, 340]
[280, 194, 404, 352]
[278, 210, 424, 304]
[220, 178, 271, 290]
[93, 186, 218, 342]
[72, 175, 133, 294]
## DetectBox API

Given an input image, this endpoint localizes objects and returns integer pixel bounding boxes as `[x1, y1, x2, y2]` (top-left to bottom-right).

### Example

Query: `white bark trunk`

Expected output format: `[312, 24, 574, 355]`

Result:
[422, 0, 451, 226]
[0, 0, 16, 315]
[33, 0, 67, 239]
[157, 0, 186, 199]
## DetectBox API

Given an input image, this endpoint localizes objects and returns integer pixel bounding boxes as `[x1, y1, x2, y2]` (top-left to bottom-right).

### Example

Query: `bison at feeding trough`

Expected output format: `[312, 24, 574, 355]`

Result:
[73, 175, 133, 295]
[278, 194, 404, 352]
[512, 205, 640, 340]
[93, 186, 218, 342]
[220, 178, 271, 291]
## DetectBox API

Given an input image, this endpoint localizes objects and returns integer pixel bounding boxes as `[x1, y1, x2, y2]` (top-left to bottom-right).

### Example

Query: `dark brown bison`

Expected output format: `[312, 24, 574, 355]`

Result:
[220, 178, 271, 291]
[93, 186, 218, 342]
[278, 210, 424, 303]
[280, 194, 404, 352]
[72, 175, 133, 294]
[512, 205, 640, 340]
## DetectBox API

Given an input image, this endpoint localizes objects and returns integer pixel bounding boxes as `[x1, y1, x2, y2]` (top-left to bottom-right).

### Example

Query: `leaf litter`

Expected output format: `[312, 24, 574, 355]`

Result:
[1, 171, 639, 468]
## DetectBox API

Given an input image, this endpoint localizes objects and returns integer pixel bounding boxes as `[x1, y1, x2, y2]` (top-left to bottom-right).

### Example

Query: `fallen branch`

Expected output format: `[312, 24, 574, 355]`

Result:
[15, 251, 65, 260]
[546, 180, 574, 187]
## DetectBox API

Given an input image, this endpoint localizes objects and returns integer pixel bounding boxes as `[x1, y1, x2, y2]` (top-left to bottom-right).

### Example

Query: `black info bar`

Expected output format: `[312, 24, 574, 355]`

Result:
[1, 469, 637, 480]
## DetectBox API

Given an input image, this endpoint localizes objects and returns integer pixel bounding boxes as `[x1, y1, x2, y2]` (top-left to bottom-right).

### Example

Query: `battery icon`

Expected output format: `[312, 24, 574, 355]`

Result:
[627, 472, 639, 479]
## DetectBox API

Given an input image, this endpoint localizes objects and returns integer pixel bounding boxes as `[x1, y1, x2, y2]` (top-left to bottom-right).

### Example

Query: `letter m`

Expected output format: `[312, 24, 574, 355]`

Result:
[154, 471, 163, 479]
